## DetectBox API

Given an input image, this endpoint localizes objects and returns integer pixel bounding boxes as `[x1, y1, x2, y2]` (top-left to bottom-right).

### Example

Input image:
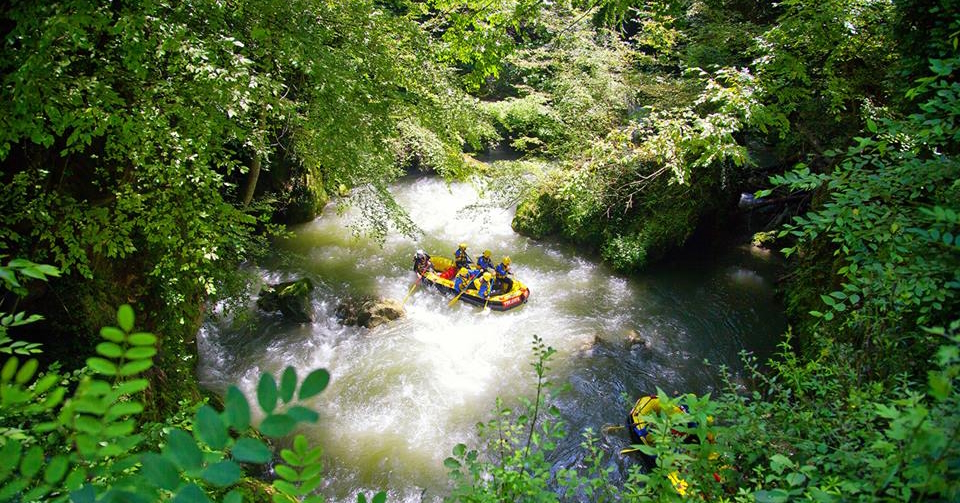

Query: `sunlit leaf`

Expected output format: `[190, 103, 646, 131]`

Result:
[117, 304, 135, 333]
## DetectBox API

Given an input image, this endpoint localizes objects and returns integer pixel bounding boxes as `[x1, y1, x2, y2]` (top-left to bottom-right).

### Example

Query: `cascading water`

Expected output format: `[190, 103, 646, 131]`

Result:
[197, 174, 786, 502]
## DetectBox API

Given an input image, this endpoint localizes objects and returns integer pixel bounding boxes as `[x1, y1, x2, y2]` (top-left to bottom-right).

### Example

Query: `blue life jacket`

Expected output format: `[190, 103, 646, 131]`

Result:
[477, 279, 493, 299]
[477, 256, 494, 270]
[454, 275, 470, 292]
[495, 263, 511, 277]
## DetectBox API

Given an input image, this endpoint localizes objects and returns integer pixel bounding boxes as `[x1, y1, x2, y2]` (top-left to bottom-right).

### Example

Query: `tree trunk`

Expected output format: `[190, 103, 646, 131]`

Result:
[241, 154, 261, 207]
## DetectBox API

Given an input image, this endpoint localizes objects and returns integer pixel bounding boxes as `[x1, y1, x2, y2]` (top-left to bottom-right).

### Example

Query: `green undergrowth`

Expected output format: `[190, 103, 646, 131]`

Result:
[0, 259, 385, 503]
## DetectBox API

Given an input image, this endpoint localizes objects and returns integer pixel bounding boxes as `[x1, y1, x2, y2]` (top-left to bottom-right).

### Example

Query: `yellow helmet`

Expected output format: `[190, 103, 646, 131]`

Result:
[503, 256, 511, 265]
[458, 267, 468, 276]
[483, 249, 491, 257]
[483, 272, 492, 280]
[458, 242, 467, 249]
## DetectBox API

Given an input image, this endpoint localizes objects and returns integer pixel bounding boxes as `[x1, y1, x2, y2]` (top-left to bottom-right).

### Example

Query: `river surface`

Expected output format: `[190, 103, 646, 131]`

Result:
[197, 174, 786, 502]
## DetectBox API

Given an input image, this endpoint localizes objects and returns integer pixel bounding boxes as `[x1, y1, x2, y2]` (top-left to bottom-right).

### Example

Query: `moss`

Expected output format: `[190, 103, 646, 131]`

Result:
[512, 189, 563, 238]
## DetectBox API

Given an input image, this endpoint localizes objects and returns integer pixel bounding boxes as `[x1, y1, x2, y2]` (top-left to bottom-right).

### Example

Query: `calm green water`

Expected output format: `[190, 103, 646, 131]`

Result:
[197, 174, 786, 502]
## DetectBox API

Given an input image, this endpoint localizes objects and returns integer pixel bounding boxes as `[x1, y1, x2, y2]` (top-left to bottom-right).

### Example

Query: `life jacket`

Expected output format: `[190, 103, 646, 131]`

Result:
[454, 274, 471, 292]
[475, 279, 492, 298]
[477, 256, 494, 270]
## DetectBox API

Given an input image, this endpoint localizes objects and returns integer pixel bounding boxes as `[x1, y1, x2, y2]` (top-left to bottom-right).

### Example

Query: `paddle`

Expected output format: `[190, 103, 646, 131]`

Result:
[401, 274, 422, 305]
[448, 287, 468, 306]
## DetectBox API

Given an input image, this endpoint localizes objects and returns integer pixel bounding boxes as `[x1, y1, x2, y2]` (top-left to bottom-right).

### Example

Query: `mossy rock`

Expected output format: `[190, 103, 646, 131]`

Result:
[512, 191, 562, 238]
[257, 278, 315, 323]
[283, 182, 328, 224]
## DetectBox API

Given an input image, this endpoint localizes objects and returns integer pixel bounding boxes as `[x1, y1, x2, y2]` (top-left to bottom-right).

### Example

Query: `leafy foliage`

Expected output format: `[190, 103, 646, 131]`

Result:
[0, 302, 373, 503]
[772, 57, 960, 376]
[0, 257, 60, 356]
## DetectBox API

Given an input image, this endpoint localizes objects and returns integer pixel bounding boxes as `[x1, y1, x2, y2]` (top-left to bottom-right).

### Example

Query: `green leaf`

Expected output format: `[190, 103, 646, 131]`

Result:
[172, 483, 212, 503]
[116, 379, 150, 395]
[118, 359, 152, 376]
[105, 401, 144, 420]
[259, 413, 296, 438]
[1, 357, 17, 382]
[140, 453, 180, 491]
[201, 461, 241, 487]
[69, 484, 96, 503]
[372, 492, 387, 503]
[96, 342, 124, 359]
[280, 367, 297, 404]
[770, 453, 794, 474]
[258, 373, 278, 414]
[15, 358, 38, 384]
[274, 464, 300, 482]
[64, 467, 86, 491]
[43, 455, 69, 484]
[273, 480, 300, 497]
[100, 327, 125, 343]
[117, 305, 135, 333]
[164, 429, 203, 472]
[928, 372, 951, 401]
[1, 441, 22, 472]
[286, 405, 319, 424]
[127, 332, 157, 346]
[124, 346, 157, 360]
[232, 438, 271, 463]
[224, 386, 251, 431]
[224, 490, 244, 503]
[755, 489, 791, 503]
[195, 405, 228, 450]
[281, 449, 302, 467]
[20, 445, 43, 478]
[820, 294, 836, 307]
[444, 457, 462, 469]
[299, 369, 330, 400]
[866, 118, 877, 133]
[86, 357, 118, 376]
[786, 471, 807, 487]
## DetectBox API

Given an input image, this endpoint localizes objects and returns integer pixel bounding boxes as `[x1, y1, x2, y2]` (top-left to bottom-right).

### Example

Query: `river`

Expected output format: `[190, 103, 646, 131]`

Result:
[197, 174, 786, 502]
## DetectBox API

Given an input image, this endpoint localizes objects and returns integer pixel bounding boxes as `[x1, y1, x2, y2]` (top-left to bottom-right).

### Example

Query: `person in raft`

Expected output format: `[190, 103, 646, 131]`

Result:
[454, 242, 472, 269]
[477, 249, 495, 271]
[454, 267, 477, 293]
[413, 250, 433, 275]
[475, 271, 494, 299]
[495, 256, 513, 293]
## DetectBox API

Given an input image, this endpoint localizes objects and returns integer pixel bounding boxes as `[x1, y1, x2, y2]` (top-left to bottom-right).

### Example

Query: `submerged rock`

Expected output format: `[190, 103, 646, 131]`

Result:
[257, 278, 315, 323]
[336, 297, 405, 328]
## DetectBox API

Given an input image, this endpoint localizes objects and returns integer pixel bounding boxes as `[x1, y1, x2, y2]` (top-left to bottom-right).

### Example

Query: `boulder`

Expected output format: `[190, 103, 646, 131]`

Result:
[336, 297, 405, 328]
[257, 278, 315, 323]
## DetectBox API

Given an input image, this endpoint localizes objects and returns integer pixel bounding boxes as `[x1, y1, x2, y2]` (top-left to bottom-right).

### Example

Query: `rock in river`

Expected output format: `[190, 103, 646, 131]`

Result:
[336, 297, 405, 328]
[257, 278, 315, 323]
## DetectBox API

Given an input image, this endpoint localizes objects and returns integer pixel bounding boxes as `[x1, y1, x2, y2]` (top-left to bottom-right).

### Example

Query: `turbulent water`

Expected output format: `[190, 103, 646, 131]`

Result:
[197, 174, 786, 502]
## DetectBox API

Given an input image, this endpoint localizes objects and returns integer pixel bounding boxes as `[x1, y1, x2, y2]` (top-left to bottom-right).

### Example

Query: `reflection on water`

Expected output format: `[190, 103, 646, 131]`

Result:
[197, 175, 786, 502]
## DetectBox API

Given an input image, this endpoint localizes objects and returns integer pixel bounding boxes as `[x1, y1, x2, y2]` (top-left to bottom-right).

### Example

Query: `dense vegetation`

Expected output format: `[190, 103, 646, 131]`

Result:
[2, 0, 958, 502]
